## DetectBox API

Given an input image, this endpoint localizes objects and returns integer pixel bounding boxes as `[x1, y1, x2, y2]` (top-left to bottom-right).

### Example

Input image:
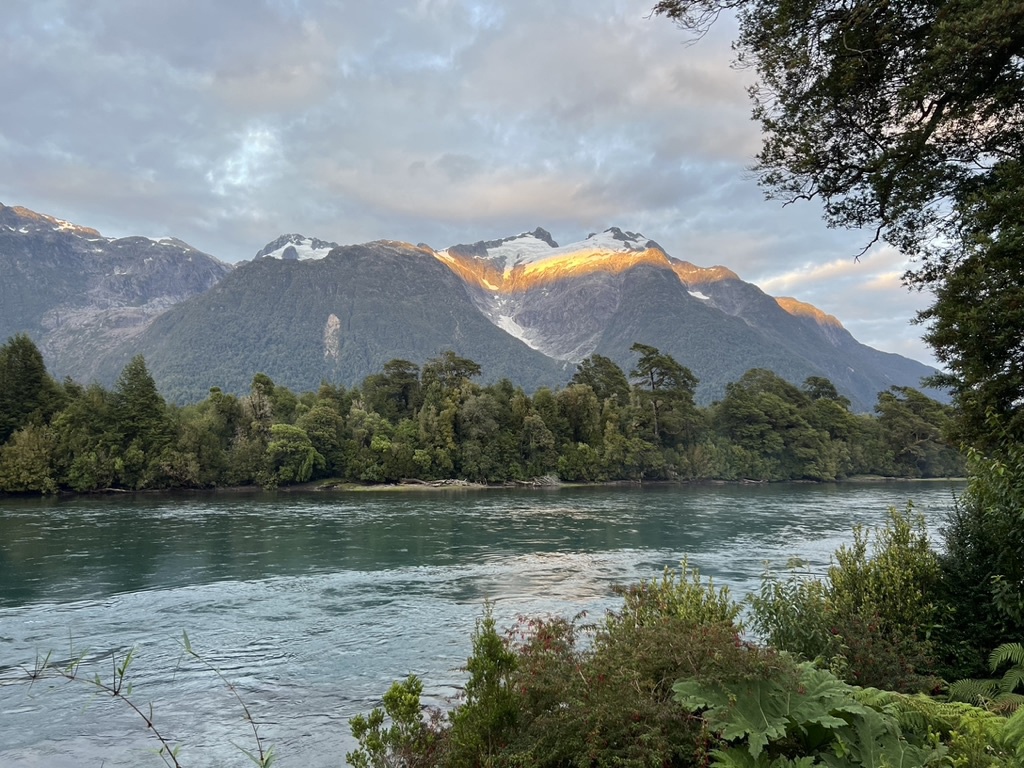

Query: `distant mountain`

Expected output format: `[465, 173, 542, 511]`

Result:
[1, 203, 940, 408]
[254, 234, 340, 261]
[0, 202, 231, 382]
[94, 241, 570, 402]
[438, 226, 940, 409]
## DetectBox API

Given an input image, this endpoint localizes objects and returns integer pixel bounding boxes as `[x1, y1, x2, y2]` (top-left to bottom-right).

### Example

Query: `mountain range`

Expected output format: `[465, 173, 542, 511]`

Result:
[0, 202, 940, 410]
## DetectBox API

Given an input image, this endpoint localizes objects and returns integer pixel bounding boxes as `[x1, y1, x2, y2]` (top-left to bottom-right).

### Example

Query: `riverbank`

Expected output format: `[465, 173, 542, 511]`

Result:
[0, 473, 966, 500]
[296, 473, 965, 493]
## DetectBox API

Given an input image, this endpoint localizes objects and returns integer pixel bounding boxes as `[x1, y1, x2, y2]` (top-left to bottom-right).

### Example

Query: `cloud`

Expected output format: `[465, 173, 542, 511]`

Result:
[758, 247, 910, 295]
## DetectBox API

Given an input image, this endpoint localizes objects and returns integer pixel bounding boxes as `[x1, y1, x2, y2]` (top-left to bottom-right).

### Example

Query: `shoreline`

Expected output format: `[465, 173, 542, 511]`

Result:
[1, 474, 967, 501]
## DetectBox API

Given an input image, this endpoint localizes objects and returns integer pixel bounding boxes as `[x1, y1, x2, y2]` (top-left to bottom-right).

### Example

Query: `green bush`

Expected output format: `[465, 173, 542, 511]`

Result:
[938, 430, 1024, 679]
[347, 676, 441, 768]
[348, 561, 750, 768]
[611, 557, 742, 632]
[750, 507, 941, 692]
[445, 606, 519, 767]
[748, 562, 833, 663]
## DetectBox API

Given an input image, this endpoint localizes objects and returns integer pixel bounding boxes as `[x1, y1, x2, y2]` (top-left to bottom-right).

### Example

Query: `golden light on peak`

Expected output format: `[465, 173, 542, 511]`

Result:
[669, 259, 739, 285]
[774, 297, 844, 329]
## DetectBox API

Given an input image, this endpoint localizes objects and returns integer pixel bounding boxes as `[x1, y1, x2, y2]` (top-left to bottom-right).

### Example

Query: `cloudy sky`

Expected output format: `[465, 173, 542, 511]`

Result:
[0, 0, 937, 365]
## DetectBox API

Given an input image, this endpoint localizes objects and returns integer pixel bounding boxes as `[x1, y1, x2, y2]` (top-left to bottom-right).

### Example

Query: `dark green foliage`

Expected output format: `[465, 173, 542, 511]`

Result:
[749, 565, 834, 665]
[0, 333, 62, 443]
[0, 346, 960, 493]
[422, 350, 482, 394]
[751, 506, 942, 693]
[714, 369, 842, 480]
[652, 0, 1022, 448]
[264, 423, 324, 487]
[296, 403, 346, 476]
[874, 387, 962, 478]
[951, 643, 1024, 714]
[445, 606, 519, 765]
[571, 354, 630, 406]
[0, 424, 58, 493]
[630, 342, 701, 448]
[361, 359, 422, 423]
[350, 558, 754, 768]
[937, 429, 1024, 679]
[921, 160, 1024, 448]
[49, 383, 120, 492]
[674, 661, 947, 767]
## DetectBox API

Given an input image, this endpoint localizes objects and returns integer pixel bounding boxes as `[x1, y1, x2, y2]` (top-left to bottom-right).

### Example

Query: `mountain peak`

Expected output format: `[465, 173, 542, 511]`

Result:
[0, 202, 103, 238]
[529, 227, 558, 247]
[775, 296, 844, 330]
[581, 227, 665, 254]
[256, 234, 340, 260]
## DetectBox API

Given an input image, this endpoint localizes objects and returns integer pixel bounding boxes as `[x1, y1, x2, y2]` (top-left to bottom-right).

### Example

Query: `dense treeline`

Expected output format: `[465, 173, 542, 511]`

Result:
[0, 333, 960, 494]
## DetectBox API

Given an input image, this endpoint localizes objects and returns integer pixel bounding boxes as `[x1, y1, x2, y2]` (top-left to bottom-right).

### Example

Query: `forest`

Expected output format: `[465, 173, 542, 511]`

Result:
[0, 334, 962, 494]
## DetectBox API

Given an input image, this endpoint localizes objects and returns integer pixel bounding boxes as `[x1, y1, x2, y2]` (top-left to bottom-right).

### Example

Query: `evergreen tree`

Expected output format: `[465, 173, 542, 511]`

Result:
[361, 359, 422, 423]
[629, 343, 700, 448]
[113, 355, 172, 450]
[0, 333, 62, 443]
[571, 354, 631, 407]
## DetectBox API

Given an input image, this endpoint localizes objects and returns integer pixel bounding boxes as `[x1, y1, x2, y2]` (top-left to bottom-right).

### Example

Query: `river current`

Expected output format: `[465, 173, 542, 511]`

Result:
[0, 482, 961, 767]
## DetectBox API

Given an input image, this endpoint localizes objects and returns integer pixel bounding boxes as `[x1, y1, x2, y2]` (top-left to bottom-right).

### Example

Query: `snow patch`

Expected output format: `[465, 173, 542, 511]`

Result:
[688, 290, 710, 300]
[260, 235, 338, 261]
[494, 314, 544, 352]
[482, 227, 656, 275]
[484, 234, 561, 273]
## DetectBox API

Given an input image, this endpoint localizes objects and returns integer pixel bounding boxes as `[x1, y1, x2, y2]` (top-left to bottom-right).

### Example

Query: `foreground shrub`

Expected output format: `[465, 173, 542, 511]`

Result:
[349, 561, 749, 767]
[750, 506, 941, 692]
[938, 431, 1024, 680]
[950, 642, 1024, 714]
[611, 556, 742, 631]
[677, 658, 1024, 768]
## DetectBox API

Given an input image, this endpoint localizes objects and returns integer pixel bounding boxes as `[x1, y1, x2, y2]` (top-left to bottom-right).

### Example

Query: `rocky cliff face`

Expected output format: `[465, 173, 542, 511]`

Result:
[0, 202, 231, 382]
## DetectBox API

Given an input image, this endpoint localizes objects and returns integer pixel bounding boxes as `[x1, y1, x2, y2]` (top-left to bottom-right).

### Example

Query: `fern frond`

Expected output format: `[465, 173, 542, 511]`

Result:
[1000, 665, 1024, 692]
[949, 678, 999, 707]
[853, 687, 997, 739]
[990, 692, 1024, 714]
[1000, 707, 1024, 760]
[989, 642, 1024, 671]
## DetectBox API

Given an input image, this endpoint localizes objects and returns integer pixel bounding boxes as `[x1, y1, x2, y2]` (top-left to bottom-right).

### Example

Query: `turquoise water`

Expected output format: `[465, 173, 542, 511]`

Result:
[0, 482, 961, 767]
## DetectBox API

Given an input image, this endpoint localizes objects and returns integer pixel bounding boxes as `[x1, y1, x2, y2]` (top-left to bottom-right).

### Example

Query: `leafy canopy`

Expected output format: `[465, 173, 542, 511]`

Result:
[652, 0, 1024, 446]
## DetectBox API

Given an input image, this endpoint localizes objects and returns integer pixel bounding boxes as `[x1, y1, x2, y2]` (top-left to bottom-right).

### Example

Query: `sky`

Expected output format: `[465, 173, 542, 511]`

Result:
[0, 0, 938, 366]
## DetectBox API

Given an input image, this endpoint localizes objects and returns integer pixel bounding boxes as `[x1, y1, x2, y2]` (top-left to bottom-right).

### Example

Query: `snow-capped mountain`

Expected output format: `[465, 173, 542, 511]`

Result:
[0, 202, 231, 382]
[2, 207, 939, 407]
[435, 226, 934, 408]
[255, 234, 340, 261]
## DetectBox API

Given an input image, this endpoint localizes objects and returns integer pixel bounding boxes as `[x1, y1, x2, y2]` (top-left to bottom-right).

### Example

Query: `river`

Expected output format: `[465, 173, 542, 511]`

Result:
[0, 482, 961, 767]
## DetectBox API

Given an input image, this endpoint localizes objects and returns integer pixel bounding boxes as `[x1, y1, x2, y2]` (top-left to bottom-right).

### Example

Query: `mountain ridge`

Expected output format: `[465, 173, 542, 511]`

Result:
[0, 203, 939, 409]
